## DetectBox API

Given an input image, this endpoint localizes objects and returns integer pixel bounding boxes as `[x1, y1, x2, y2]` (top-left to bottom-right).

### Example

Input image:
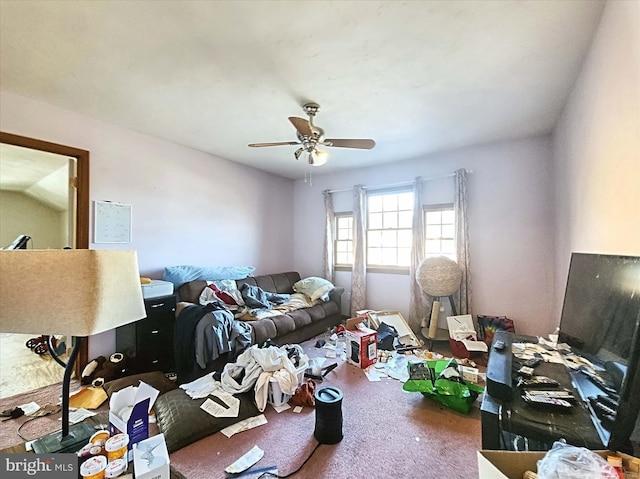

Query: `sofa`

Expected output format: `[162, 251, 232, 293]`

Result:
[177, 271, 344, 347]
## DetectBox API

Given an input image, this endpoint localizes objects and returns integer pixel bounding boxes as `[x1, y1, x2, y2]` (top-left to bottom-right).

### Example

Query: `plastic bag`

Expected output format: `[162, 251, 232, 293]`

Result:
[402, 358, 484, 414]
[537, 441, 618, 479]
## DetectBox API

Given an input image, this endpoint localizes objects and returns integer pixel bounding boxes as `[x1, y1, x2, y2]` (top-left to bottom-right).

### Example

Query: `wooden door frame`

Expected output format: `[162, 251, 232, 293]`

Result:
[0, 131, 90, 377]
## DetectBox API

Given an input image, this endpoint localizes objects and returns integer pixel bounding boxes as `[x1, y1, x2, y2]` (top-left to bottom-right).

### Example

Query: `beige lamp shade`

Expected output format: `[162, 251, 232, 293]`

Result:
[416, 256, 462, 297]
[0, 249, 146, 336]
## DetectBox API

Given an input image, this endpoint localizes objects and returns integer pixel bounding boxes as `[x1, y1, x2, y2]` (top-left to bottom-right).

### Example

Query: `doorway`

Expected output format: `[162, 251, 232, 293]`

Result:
[0, 132, 89, 397]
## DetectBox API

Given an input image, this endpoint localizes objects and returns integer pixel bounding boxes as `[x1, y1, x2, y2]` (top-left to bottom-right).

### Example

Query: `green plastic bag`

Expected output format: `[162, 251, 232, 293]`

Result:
[402, 358, 484, 414]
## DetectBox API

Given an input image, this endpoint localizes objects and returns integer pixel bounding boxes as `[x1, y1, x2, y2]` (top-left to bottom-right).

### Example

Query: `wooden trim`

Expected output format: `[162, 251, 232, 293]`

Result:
[0, 131, 90, 376]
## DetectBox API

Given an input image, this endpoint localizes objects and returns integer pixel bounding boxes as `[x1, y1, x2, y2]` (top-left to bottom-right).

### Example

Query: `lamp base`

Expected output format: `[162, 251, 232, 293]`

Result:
[31, 422, 95, 454]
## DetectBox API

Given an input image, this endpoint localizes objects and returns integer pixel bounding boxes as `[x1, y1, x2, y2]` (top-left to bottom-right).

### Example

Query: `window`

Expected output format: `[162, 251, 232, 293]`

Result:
[332, 196, 456, 271]
[335, 214, 353, 266]
[366, 190, 413, 268]
[424, 205, 456, 260]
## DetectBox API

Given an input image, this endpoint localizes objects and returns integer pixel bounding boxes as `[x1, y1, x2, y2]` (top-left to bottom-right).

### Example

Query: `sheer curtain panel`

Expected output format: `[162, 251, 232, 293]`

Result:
[408, 177, 427, 334]
[323, 190, 335, 283]
[350, 185, 367, 316]
[455, 168, 471, 315]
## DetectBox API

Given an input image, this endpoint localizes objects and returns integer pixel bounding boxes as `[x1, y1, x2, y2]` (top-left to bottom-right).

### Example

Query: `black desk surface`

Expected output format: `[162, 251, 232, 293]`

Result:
[481, 360, 605, 450]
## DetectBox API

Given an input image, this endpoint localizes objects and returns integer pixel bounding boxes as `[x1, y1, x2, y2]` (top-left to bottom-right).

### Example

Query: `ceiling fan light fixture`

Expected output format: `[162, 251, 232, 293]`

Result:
[313, 149, 328, 166]
[294, 148, 303, 160]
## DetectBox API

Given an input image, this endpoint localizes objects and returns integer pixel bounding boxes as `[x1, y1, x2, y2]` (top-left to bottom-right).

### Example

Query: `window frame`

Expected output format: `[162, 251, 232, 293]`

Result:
[334, 212, 354, 271]
[331, 198, 456, 274]
[365, 186, 414, 274]
[423, 203, 456, 261]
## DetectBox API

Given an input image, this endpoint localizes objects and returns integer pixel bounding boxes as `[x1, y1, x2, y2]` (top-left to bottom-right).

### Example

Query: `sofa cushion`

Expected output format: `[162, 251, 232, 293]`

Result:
[237, 272, 300, 295]
[103, 371, 178, 398]
[155, 388, 259, 453]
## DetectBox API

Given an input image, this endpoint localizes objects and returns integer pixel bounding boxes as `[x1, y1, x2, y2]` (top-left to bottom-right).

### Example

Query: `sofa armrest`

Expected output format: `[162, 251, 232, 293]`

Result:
[177, 280, 208, 304]
[329, 287, 345, 316]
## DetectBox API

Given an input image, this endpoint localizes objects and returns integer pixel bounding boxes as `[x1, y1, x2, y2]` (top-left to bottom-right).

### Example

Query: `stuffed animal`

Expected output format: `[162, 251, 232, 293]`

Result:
[81, 353, 127, 387]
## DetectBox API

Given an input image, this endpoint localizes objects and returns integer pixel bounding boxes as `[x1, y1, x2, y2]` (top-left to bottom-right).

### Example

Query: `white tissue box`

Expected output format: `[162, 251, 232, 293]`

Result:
[141, 280, 174, 299]
[133, 434, 170, 479]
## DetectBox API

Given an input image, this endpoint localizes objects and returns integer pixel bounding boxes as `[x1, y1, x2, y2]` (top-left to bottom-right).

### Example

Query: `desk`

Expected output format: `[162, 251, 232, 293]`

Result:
[481, 361, 604, 450]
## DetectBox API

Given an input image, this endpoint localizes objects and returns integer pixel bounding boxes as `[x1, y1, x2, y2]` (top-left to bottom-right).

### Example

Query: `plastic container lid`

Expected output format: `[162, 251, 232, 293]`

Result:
[105, 433, 129, 452]
[80, 455, 107, 478]
[314, 386, 343, 403]
[105, 458, 127, 478]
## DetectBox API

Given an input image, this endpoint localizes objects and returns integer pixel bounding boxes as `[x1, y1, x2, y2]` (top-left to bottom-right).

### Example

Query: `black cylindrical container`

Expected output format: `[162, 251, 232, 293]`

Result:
[314, 386, 343, 444]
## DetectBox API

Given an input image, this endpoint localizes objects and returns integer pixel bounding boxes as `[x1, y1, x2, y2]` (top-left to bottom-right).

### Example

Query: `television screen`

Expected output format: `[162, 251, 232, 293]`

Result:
[559, 253, 640, 365]
[558, 252, 640, 454]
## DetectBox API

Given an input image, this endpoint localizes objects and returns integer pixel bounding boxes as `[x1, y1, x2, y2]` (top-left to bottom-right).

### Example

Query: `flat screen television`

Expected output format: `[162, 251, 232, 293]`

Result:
[558, 252, 640, 454]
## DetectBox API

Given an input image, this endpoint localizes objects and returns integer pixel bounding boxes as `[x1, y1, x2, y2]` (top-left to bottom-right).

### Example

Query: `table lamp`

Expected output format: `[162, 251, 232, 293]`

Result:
[0, 249, 146, 453]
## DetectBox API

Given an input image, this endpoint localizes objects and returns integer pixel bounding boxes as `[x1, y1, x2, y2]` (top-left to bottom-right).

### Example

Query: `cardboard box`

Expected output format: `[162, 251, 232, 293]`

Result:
[346, 318, 377, 369]
[109, 382, 159, 459]
[447, 315, 488, 359]
[477, 450, 640, 479]
[133, 434, 170, 479]
[460, 365, 479, 383]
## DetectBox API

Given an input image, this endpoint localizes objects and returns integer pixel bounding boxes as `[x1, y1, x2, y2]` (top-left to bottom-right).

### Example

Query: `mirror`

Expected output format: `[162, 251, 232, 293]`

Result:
[0, 132, 89, 387]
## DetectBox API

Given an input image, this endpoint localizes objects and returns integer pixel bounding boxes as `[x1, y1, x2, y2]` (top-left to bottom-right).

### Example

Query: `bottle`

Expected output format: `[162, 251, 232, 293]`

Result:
[607, 455, 625, 479]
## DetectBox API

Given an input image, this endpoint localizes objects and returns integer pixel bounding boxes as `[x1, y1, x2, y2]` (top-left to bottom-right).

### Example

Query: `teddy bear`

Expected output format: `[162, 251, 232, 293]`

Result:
[80, 352, 127, 387]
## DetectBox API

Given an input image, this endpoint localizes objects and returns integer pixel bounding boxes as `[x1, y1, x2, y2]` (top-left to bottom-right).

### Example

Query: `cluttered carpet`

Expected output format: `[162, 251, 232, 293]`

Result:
[0, 337, 484, 478]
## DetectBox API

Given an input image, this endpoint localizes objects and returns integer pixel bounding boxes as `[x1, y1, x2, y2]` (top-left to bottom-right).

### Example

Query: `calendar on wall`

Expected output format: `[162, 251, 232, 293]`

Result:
[94, 201, 132, 243]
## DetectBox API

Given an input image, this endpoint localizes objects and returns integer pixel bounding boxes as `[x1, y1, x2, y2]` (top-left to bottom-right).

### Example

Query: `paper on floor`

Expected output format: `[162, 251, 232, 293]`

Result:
[220, 414, 268, 438]
[364, 367, 381, 381]
[225, 445, 264, 474]
[65, 408, 96, 424]
[200, 391, 239, 418]
[18, 402, 40, 415]
[272, 403, 290, 413]
[180, 373, 218, 399]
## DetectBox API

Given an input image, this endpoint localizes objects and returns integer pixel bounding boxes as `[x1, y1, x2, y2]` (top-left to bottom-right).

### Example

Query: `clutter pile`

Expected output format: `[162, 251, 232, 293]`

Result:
[76, 427, 169, 479]
[402, 357, 485, 414]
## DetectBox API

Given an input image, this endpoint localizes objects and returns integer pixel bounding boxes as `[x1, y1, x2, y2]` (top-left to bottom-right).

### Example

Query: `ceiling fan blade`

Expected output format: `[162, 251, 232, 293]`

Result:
[288, 117, 313, 137]
[248, 141, 300, 147]
[324, 139, 376, 150]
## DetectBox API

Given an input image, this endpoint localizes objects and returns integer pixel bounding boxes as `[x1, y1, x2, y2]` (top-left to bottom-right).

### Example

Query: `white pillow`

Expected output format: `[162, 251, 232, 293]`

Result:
[293, 277, 335, 302]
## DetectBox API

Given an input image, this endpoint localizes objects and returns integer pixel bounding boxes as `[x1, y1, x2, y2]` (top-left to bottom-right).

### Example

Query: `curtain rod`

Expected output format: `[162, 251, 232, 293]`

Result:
[326, 169, 471, 194]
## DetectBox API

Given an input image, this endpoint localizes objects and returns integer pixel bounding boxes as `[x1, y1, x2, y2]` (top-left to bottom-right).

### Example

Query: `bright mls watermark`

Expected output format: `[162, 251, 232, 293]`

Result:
[1, 454, 76, 478]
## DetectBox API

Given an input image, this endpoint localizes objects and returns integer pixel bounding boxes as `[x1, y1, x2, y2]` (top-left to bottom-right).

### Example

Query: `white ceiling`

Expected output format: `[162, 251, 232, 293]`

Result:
[0, 0, 605, 180]
[0, 143, 70, 211]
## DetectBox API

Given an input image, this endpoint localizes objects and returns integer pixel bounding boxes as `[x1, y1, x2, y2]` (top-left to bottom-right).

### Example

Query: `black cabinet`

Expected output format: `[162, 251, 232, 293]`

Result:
[116, 295, 176, 374]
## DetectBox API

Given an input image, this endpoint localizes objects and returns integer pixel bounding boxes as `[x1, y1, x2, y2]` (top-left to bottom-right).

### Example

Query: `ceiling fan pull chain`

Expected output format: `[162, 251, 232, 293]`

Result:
[303, 168, 313, 187]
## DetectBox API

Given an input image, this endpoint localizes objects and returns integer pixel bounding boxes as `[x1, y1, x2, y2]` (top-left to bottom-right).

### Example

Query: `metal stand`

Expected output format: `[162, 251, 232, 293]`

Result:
[422, 295, 458, 350]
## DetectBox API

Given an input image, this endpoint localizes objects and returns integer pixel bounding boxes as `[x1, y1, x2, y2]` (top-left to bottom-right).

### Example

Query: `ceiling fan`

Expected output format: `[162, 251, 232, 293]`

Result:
[248, 103, 376, 166]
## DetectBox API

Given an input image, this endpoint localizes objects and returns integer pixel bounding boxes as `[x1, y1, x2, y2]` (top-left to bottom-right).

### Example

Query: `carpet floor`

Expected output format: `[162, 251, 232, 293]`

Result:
[0, 338, 485, 478]
[0, 333, 68, 399]
[170, 339, 484, 479]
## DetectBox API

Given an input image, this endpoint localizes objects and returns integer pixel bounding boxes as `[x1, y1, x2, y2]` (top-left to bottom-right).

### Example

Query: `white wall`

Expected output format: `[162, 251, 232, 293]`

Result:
[552, 0, 640, 315]
[0, 90, 295, 358]
[0, 191, 66, 248]
[293, 136, 556, 337]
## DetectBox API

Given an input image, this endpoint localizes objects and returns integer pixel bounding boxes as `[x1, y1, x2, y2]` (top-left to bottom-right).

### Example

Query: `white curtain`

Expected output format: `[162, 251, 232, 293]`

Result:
[322, 190, 335, 283]
[455, 168, 471, 315]
[408, 177, 427, 334]
[350, 185, 367, 316]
